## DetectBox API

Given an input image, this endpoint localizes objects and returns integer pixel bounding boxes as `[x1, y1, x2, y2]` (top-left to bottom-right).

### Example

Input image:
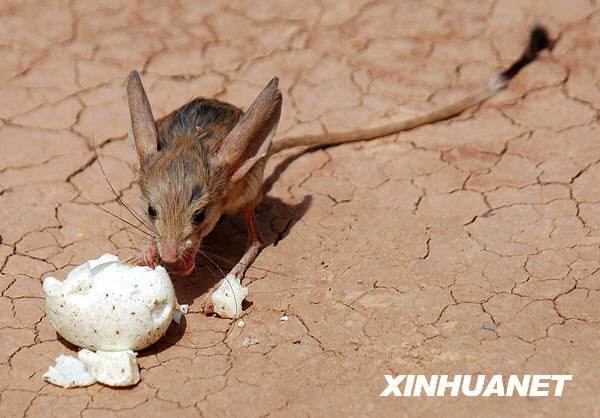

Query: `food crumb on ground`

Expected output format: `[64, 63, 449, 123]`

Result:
[242, 337, 259, 347]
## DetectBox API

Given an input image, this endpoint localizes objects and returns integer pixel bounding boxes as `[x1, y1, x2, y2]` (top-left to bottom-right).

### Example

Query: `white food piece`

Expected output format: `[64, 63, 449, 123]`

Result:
[44, 350, 141, 388]
[43, 354, 96, 388]
[242, 337, 260, 347]
[43, 253, 175, 351]
[78, 349, 140, 387]
[237, 319, 245, 328]
[172, 304, 189, 325]
[172, 311, 183, 324]
[280, 315, 289, 321]
[210, 274, 248, 319]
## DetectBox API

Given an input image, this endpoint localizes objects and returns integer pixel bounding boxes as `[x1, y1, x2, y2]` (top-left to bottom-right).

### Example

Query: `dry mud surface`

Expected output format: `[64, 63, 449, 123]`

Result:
[1, 0, 600, 416]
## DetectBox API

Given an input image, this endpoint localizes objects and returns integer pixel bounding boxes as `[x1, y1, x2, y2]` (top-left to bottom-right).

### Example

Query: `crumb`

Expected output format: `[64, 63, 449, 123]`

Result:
[242, 337, 259, 347]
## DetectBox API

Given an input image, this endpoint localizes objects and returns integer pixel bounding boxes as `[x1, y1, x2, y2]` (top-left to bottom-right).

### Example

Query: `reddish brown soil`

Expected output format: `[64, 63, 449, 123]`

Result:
[1, 0, 600, 416]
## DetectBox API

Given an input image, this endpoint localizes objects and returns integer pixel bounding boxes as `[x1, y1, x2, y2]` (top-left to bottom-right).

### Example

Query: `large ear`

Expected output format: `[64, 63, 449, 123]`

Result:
[126, 70, 159, 171]
[217, 77, 282, 183]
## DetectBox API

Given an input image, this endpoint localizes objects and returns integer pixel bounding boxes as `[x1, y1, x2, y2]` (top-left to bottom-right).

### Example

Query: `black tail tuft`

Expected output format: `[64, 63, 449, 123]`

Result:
[500, 25, 551, 81]
[528, 25, 551, 55]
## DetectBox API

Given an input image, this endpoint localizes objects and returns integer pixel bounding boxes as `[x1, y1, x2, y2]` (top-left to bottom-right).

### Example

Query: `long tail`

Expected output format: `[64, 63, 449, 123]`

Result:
[270, 25, 550, 155]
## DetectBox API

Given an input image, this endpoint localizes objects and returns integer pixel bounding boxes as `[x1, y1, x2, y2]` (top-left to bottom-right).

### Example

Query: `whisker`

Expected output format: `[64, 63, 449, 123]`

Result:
[75, 173, 156, 240]
[196, 249, 226, 278]
[196, 247, 241, 319]
[198, 246, 309, 281]
[92, 136, 154, 234]
[194, 248, 227, 281]
[117, 227, 150, 243]
[75, 192, 155, 239]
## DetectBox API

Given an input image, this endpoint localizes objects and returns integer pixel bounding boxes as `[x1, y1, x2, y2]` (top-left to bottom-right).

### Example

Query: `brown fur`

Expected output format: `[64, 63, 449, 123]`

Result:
[126, 25, 550, 275]
[137, 99, 246, 259]
[127, 75, 281, 269]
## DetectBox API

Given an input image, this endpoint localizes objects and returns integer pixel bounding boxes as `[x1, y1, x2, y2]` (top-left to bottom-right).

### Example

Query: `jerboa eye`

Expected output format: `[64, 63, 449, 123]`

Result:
[193, 211, 205, 224]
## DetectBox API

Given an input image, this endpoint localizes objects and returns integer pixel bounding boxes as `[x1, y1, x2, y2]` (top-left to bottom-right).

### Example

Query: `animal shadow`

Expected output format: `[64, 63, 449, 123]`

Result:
[170, 192, 312, 306]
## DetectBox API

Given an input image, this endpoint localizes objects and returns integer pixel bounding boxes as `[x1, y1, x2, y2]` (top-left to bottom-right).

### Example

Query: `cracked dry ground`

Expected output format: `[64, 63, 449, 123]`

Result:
[1, 0, 600, 416]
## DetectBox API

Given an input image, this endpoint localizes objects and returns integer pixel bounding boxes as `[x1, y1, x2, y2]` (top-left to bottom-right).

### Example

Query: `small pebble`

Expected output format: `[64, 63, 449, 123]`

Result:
[242, 337, 259, 347]
[482, 323, 497, 330]
[237, 319, 245, 328]
[280, 315, 289, 321]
